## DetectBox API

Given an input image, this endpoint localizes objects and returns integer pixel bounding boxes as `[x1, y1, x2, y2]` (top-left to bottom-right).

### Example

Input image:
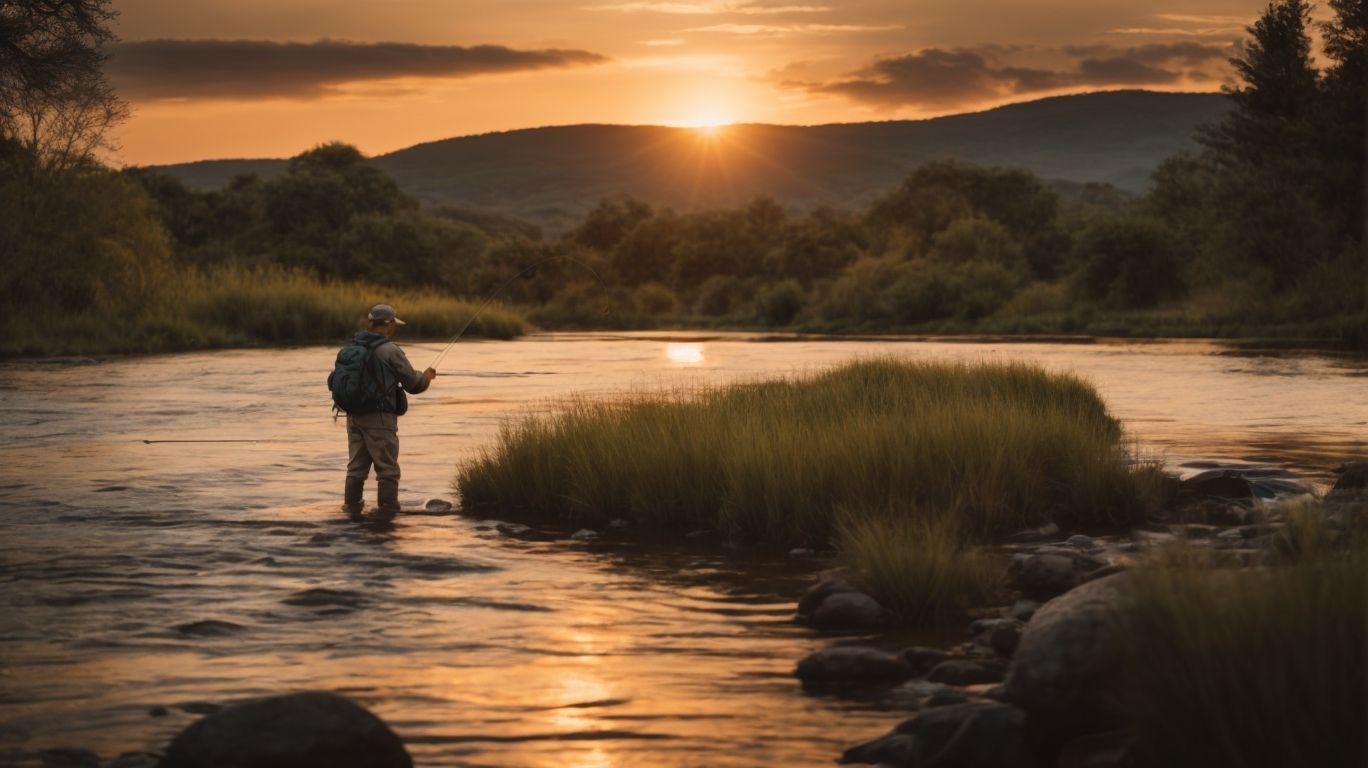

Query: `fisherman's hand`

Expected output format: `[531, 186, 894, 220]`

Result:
[424, 367, 437, 383]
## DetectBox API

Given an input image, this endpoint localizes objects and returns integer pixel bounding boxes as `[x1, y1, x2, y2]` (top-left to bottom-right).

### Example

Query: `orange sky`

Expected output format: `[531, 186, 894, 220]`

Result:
[107, 0, 1280, 166]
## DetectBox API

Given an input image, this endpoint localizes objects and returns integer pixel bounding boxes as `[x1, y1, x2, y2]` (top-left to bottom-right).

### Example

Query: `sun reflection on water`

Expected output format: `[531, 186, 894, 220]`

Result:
[666, 343, 704, 365]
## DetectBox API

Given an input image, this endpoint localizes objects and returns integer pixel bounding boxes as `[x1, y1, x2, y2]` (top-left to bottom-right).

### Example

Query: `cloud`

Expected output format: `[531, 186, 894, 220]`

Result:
[1113, 12, 1248, 36]
[586, 2, 829, 14]
[684, 22, 899, 35]
[107, 39, 610, 100]
[798, 42, 1232, 109]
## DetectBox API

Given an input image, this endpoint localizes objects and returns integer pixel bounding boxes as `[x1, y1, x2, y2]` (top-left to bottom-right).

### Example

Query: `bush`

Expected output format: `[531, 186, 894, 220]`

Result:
[754, 279, 805, 325]
[1072, 215, 1187, 308]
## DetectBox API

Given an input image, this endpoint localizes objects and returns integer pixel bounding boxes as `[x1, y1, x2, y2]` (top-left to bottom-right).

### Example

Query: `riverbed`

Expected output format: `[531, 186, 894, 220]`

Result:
[1, 333, 1364, 767]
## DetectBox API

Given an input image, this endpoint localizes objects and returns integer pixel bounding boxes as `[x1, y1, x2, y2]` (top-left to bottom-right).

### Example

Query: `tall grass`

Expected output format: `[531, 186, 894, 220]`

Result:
[457, 358, 1161, 618]
[1118, 553, 1367, 767]
[3, 264, 523, 357]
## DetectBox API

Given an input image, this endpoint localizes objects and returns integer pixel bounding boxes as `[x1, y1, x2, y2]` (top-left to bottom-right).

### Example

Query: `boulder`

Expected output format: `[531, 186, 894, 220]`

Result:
[926, 659, 1007, 686]
[971, 618, 1025, 657]
[1180, 469, 1254, 501]
[841, 701, 1027, 767]
[160, 691, 412, 768]
[1005, 574, 1128, 737]
[810, 591, 890, 631]
[1008, 599, 1041, 623]
[1008, 553, 1082, 600]
[795, 645, 913, 686]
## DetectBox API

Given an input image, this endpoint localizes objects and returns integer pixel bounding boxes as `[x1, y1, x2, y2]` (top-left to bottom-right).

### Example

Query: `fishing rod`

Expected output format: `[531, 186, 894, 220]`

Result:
[428, 253, 610, 371]
[142, 439, 282, 444]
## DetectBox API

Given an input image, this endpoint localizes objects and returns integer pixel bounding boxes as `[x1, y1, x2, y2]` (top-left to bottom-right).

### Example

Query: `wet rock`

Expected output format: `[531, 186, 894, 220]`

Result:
[1008, 599, 1041, 623]
[925, 689, 971, 707]
[175, 620, 244, 637]
[971, 618, 1024, 657]
[787, 547, 821, 559]
[107, 753, 159, 768]
[1180, 469, 1254, 501]
[926, 659, 1007, 686]
[38, 748, 100, 768]
[810, 591, 890, 631]
[1007, 522, 1061, 543]
[1005, 573, 1128, 737]
[1008, 553, 1082, 600]
[494, 522, 557, 542]
[899, 646, 950, 676]
[569, 529, 600, 542]
[177, 702, 222, 716]
[421, 498, 453, 513]
[1064, 534, 1099, 551]
[841, 701, 1026, 767]
[148, 705, 169, 717]
[1326, 462, 1368, 520]
[796, 577, 856, 620]
[608, 518, 631, 529]
[161, 691, 412, 768]
[795, 646, 912, 686]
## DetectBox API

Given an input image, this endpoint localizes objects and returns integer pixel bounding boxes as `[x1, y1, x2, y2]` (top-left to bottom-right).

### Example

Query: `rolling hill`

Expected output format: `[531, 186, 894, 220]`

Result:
[150, 90, 1226, 232]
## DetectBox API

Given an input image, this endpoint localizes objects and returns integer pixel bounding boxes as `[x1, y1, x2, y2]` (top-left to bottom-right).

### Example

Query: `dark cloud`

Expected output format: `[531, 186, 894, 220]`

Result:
[801, 41, 1232, 109]
[107, 39, 610, 100]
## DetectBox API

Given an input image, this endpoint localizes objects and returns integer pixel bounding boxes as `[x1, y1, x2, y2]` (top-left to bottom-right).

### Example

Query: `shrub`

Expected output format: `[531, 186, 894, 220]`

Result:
[754, 279, 805, 326]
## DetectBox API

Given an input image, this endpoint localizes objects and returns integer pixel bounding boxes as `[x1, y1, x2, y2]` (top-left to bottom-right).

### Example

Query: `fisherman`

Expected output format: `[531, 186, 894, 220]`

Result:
[336, 304, 437, 517]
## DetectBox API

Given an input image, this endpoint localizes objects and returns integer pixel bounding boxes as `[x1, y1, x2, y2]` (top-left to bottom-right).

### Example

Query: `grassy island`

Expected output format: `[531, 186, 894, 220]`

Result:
[456, 358, 1163, 619]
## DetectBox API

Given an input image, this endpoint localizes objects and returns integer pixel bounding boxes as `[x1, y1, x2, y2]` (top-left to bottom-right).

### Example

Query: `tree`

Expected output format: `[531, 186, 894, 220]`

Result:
[0, 0, 127, 179]
[1321, 0, 1368, 249]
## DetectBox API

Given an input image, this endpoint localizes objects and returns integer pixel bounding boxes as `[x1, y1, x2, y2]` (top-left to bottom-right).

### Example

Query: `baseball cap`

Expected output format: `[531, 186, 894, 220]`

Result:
[367, 304, 406, 325]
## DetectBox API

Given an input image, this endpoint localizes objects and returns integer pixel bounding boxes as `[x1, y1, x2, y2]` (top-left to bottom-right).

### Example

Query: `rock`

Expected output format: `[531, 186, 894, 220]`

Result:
[107, 753, 159, 768]
[421, 498, 453, 513]
[1008, 599, 1041, 623]
[1064, 534, 1099, 551]
[1180, 469, 1254, 501]
[177, 702, 223, 715]
[899, 646, 950, 676]
[841, 701, 1026, 766]
[971, 619, 1024, 657]
[796, 577, 857, 620]
[608, 518, 631, 528]
[161, 691, 412, 768]
[38, 748, 100, 768]
[925, 689, 971, 707]
[787, 547, 820, 559]
[494, 522, 556, 541]
[1007, 522, 1061, 543]
[981, 684, 1009, 702]
[1005, 573, 1128, 737]
[926, 659, 1007, 686]
[1332, 461, 1368, 490]
[810, 591, 890, 631]
[1326, 462, 1368, 518]
[839, 733, 914, 766]
[1082, 564, 1127, 583]
[149, 705, 169, 717]
[569, 529, 599, 542]
[795, 645, 913, 686]
[1008, 553, 1082, 600]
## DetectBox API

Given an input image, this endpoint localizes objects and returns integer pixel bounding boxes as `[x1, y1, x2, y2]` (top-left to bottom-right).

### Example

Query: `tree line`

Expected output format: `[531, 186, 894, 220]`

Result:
[2, 0, 1365, 351]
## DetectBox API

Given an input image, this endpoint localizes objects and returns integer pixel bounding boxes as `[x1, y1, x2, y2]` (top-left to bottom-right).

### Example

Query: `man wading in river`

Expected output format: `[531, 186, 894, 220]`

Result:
[329, 304, 437, 517]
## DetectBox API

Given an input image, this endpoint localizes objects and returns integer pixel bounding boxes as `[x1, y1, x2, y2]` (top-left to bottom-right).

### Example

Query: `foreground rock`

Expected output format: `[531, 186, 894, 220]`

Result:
[841, 701, 1027, 767]
[1008, 549, 1109, 600]
[161, 692, 412, 768]
[1005, 574, 1128, 738]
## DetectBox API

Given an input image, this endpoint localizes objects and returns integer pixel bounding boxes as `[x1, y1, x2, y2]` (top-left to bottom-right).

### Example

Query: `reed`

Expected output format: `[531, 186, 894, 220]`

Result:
[1118, 551, 1367, 767]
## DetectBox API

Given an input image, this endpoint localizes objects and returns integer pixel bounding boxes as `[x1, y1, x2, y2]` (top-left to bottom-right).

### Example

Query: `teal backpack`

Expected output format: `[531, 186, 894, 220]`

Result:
[328, 337, 390, 414]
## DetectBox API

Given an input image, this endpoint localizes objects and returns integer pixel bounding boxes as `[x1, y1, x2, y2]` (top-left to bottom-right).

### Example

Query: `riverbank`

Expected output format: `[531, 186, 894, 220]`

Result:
[1, 265, 524, 359]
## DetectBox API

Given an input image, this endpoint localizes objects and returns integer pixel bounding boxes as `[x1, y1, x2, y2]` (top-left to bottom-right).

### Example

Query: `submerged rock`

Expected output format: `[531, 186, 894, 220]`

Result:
[899, 646, 950, 676]
[494, 522, 557, 542]
[796, 577, 856, 620]
[926, 659, 1007, 686]
[161, 691, 412, 768]
[569, 529, 600, 542]
[1180, 469, 1254, 501]
[841, 701, 1026, 767]
[421, 498, 453, 513]
[1005, 573, 1128, 737]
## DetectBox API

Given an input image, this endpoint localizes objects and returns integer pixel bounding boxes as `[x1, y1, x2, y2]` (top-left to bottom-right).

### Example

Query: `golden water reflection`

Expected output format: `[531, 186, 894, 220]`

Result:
[665, 342, 704, 365]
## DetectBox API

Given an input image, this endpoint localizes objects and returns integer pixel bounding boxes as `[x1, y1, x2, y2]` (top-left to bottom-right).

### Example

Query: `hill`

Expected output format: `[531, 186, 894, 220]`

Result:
[149, 90, 1226, 232]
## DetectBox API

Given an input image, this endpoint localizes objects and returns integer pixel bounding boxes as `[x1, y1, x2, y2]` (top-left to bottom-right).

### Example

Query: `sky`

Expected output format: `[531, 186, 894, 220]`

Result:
[106, 0, 1281, 165]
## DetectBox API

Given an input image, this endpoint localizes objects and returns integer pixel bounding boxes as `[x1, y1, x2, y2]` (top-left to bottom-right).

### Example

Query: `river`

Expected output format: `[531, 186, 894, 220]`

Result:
[1, 333, 1364, 767]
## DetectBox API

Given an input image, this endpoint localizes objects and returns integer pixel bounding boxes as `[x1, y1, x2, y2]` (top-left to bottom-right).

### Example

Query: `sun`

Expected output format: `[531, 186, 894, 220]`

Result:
[678, 112, 734, 135]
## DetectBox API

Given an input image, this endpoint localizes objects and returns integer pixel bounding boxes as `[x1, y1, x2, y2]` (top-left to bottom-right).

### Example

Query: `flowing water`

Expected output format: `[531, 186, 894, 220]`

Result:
[1, 333, 1364, 767]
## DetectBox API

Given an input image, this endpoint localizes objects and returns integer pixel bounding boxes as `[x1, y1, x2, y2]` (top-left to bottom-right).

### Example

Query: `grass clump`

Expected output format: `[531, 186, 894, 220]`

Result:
[457, 358, 1161, 620]
[1118, 550, 1367, 767]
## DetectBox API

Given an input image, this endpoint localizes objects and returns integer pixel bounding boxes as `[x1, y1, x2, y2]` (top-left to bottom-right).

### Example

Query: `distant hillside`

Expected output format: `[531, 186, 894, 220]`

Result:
[150, 90, 1226, 232]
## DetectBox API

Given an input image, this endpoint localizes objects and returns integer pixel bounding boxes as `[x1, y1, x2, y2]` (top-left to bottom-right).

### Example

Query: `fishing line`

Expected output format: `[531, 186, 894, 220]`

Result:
[428, 253, 610, 371]
[141, 439, 280, 444]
